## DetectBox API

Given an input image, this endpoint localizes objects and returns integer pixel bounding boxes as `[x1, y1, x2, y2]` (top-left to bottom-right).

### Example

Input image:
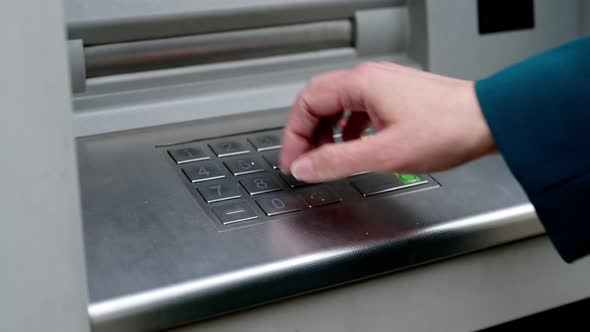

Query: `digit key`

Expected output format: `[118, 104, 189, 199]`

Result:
[182, 162, 226, 183]
[262, 151, 280, 170]
[224, 157, 265, 176]
[209, 140, 250, 157]
[256, 194, 305, 216]
[168, 146, 210, 164]
[248, 132, 282, 151]
[196, 180, 241, 203]
[280, 172, 310, 188]
[240, 173, 282, 196]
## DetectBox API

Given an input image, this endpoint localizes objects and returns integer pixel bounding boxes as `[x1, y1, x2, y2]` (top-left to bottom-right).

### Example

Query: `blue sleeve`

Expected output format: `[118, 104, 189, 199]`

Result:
[475, 36, 590, 263]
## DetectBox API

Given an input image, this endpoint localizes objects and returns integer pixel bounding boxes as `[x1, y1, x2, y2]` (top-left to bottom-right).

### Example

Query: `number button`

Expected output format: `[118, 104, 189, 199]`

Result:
[209, 140, 250, 157]
[182, 162, 226, 183]
[212, 201, 258, 225]
[240, 173, 282, 195]
[248, 133, 282, 151]
[168, 146, 209, 164]
[262, 151, 280, 170]
[256, 194, 305, 216]
[299, 187, 342, 207]
[196, 180, 241, 203]
[224, 157, 265, 176]
[280, 172, 310, 188]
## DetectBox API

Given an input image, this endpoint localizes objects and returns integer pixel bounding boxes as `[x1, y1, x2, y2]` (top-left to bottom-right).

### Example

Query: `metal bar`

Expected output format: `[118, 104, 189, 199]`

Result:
[66, 0, 402, 45]
[84, 20, 353, 77]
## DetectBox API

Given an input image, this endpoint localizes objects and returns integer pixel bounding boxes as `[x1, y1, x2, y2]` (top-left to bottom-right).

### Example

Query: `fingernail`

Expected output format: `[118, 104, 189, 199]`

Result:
[291, 157, 314, 181]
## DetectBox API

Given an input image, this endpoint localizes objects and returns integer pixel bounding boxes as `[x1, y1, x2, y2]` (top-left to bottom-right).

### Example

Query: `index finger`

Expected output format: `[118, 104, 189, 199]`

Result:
[280, 69, 366, 171]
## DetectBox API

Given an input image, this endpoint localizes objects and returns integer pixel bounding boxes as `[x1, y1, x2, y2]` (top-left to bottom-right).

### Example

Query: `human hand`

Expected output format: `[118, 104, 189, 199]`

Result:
[280, 62, 496, 182]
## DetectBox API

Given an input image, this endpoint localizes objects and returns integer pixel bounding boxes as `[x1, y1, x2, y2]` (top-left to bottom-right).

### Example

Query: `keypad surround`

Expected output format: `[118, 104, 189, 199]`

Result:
[162, 128, 438, 227]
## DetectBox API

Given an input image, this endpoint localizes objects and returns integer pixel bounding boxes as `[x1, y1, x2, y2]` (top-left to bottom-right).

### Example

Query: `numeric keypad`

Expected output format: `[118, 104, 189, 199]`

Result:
[166, 128, 432, 226]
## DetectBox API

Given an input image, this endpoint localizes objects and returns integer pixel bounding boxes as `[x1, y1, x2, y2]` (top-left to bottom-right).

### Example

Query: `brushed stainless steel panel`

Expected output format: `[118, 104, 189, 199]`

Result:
[66, 0, 402, 44]
[78, 109, 543, 332]
[85, 21, 353, 77]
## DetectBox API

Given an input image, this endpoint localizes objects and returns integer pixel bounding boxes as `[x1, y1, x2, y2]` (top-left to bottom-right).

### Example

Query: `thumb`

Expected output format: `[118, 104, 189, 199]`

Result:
[290, 133, 395, 182]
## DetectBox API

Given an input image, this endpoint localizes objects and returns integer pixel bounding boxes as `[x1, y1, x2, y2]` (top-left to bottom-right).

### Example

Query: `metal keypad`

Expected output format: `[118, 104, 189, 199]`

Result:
[165, 127, 436, 227]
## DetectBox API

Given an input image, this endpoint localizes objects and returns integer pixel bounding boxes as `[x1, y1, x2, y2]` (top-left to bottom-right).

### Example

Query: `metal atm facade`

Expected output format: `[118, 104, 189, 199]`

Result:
[58, 1, 589, 331]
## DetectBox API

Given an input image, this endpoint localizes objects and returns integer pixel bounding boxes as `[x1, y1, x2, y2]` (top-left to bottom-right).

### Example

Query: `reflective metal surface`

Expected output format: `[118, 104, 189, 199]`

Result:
[78, 109, 543, 332]
[85, 21, 353, 77]
[65, 0, 400, 44]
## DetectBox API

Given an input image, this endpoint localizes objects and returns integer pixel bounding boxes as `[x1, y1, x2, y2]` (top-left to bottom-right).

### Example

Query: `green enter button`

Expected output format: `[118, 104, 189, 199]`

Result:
[395, 173, 423, 185]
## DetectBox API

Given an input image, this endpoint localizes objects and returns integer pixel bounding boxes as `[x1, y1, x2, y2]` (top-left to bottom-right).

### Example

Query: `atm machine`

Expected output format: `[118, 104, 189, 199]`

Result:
[3, 1, 590, 332]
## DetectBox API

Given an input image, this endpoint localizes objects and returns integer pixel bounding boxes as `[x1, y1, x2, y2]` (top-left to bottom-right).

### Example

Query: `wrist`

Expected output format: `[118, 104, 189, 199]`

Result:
[461, 81, 497, 159]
